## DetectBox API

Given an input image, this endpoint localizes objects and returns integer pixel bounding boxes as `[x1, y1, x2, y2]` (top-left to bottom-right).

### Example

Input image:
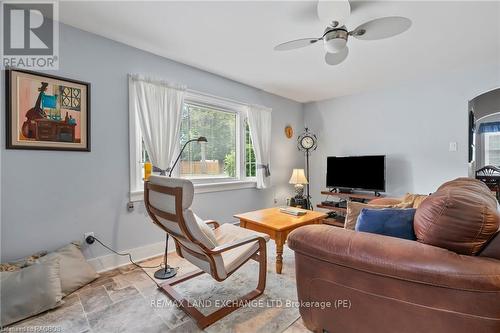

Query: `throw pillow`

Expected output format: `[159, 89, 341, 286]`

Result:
[40, 243, 99, 296]
[345, 201, 412, 230]
[194, 213, 218, 247]
[0, 251, 48, 272]
[401, 193, 428, 208]
[355, 208, 417, 240]
[1, 256, 63, 326]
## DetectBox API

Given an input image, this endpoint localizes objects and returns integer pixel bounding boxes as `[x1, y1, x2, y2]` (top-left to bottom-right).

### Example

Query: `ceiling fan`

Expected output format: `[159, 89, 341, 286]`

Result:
[274, 0, 412, 65]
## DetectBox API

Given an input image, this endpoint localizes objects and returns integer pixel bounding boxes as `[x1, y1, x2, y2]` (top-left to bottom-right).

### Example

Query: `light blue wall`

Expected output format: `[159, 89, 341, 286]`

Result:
[0, 24, 305, 261]
[303, 64, 499, 205]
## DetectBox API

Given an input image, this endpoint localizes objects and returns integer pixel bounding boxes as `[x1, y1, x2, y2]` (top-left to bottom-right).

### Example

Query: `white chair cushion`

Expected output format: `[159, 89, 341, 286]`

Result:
[149, 176, 194, 210]
[214, 224, 270, 276]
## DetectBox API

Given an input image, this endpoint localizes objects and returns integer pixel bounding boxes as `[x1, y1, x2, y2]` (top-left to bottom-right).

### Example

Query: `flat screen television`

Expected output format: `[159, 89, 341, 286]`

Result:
[326, 155, 386, 192]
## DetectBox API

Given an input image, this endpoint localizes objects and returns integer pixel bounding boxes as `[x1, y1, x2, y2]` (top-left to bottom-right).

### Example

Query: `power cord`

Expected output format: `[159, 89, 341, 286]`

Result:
[86, 235, 182, 288]
[85, 235, 163, 269]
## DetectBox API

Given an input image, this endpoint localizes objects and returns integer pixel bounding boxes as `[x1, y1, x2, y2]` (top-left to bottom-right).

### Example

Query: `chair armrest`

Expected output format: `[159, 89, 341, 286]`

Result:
[205, 220, 220, 229]
[210, 235, 266, 254]
[288, 225, 500, 291]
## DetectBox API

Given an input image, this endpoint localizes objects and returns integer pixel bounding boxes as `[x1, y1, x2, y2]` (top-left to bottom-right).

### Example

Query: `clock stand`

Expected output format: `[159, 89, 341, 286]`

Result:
[297, 128, 318, 210]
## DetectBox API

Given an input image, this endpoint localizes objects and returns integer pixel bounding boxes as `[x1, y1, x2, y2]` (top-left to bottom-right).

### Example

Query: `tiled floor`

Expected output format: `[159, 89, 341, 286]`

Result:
[8, 245, 310, 333]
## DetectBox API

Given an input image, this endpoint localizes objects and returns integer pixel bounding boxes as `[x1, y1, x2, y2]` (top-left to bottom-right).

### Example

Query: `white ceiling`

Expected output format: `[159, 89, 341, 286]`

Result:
[59, 1, 500, 103]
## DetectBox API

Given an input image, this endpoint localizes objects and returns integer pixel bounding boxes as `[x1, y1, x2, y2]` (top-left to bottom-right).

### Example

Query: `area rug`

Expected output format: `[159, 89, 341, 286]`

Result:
[144, 242, 301, 333]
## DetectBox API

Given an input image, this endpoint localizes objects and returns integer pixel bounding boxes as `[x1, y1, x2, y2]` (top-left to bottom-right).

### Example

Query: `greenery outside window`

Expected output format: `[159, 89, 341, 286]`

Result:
[245, 121, 256, 177]
[138, 91, 256, 185]
[180, 102, 237, 179]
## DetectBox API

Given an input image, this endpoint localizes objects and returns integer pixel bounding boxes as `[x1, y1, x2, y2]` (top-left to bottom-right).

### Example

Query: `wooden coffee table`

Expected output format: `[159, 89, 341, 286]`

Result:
[234, 207, 327, 274]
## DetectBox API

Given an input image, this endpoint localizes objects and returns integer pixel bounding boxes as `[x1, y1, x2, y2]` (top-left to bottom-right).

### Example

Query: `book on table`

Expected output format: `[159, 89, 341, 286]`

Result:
[279, 207, 307, 216]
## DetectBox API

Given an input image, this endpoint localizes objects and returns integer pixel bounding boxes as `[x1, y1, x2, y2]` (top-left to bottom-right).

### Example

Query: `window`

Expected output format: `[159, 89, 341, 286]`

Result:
[484, 132, 500, 166]
[179, 102, 237, 179]
[131, 91, 257, 198]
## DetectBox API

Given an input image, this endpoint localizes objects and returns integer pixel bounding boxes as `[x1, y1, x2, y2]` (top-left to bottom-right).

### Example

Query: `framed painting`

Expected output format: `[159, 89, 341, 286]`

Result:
[6, 69, 90, 151]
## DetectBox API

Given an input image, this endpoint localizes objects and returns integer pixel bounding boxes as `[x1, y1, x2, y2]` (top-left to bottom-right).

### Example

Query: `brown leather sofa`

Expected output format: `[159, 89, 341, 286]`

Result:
[288, 178, 500, 333]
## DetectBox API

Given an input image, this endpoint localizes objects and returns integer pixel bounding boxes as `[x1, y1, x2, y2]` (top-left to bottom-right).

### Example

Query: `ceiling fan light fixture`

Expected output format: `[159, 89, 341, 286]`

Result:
[323, 29, 348, 53]
[324, 38, 347, 53]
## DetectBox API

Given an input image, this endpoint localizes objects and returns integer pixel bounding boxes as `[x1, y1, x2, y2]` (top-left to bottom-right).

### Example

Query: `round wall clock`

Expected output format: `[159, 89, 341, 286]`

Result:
[297, 128, 317, 152]
[285, 125, 293, 139]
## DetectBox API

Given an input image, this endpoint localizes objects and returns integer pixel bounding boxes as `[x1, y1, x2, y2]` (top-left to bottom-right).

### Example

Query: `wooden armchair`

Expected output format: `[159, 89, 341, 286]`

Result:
[144, 175, 269, 328]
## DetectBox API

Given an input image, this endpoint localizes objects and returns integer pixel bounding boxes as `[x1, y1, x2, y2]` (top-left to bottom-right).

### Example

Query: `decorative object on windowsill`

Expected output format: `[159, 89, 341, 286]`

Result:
[6, 69, 90, 151]
[152, 136, 208, 280]
[285, 125, 293, 139]
[144, 161, 152, 181]
[297, 128, 318, 210]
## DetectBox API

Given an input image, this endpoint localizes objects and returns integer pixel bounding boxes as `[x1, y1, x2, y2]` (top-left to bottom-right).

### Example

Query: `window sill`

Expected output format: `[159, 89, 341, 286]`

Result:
[130, 180, 257, 202]
[194, 180, 256, 193]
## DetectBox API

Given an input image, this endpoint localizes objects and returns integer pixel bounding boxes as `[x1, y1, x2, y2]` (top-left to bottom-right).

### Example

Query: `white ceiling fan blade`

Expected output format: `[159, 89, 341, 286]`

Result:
[274, 38, 320, 51]
[325, 47, 349, 65]
[317, 0, 351, 27]
[351, 16, 412, 40]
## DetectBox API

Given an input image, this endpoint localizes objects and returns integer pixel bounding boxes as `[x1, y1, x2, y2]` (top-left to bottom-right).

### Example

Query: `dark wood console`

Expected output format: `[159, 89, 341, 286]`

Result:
[317, 191, 385, 227]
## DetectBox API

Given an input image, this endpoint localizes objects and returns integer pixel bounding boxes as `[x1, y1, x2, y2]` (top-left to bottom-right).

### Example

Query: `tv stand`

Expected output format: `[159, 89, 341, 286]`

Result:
[329, 188, 381, 197]
[318, 191, 385, 227]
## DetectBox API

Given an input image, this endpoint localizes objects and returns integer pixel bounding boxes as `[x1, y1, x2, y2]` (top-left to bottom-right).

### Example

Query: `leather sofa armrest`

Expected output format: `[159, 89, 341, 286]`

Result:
[288, 225, 500, 291]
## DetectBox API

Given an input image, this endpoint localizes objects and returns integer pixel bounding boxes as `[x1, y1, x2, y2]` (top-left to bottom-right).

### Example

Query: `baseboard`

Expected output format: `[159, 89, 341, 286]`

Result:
[87, 240, 174, 273]
[87, 220, 239, 273]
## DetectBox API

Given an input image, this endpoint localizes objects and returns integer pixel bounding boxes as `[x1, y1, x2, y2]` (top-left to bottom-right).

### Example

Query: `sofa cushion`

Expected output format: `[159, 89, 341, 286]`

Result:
[401, 193, 428, 208]
[369, 198, 404, 206]
[345, 201, 412, 230]
[356, 208, 417, 240]
[414, 178, 500, 255]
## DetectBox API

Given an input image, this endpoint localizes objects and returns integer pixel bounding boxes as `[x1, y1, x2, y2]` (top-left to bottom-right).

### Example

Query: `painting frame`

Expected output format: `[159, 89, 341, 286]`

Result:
[5, 69, 91, 151]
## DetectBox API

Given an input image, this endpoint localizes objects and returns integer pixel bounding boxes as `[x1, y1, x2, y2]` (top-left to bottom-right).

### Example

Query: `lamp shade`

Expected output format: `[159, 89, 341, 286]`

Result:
[289, 169, 308, 185]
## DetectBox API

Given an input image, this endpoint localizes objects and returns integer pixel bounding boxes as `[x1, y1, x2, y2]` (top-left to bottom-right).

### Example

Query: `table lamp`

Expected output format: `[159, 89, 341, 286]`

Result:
[289, 168, 308, 198]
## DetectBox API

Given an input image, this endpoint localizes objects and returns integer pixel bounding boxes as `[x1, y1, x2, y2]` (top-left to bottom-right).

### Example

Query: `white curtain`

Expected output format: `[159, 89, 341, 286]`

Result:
[130, 75, 186, 173]
[247, 105, 272, 189]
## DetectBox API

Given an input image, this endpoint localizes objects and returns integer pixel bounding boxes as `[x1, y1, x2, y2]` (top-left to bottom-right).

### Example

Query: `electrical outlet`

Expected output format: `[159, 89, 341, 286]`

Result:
[84, 232, 94, 243]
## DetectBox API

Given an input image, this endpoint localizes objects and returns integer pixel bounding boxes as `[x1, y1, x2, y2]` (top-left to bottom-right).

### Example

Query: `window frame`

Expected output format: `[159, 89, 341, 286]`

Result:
[129, 88, 256, 201]
[180, 98, 241, 183]
[484, 132, 500, 166]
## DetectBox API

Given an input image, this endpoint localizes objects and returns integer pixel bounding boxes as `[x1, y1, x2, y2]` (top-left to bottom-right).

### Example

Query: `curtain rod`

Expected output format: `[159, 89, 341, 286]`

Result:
[187, 88, 272, 112]
[129, 73, 270, 111]
[186, 88, 248, 107]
